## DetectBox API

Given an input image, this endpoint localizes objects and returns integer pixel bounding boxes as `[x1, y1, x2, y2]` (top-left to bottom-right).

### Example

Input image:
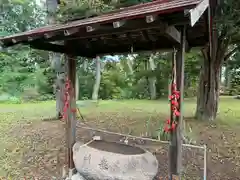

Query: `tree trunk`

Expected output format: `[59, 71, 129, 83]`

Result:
[127, 55, 134, 74]
[194, 19, 233, 121]
[55, 55, 65, 119]
[225, 64, 232, 89]
[46, 0, 64, 119]
[195, 57, 220, 121]
[148, 55, 156, 99]
[92, 56, 101, 101]
[195, 7, 237, 121]
[75, 70, 79, 101]
[56, 69, 65, 118]
[227, 71, 232, 89]
[195, 30, 225, 121]
[83, 60, 88, 72]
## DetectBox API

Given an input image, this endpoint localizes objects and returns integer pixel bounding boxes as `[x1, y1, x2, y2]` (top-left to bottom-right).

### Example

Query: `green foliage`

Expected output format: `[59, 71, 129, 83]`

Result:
[57, 0, 152, 22]
[57, 0, 115, 22]
[229, 70, 240, 95]
[216, 0, 240, 38]
[225, 51, 240, 95]
[2, 0, 240, 104]
[0, 0, 46, 34]
[0, 0, 53, 102]
[112, 0, 152, 8]
[74, 51, 202, 100]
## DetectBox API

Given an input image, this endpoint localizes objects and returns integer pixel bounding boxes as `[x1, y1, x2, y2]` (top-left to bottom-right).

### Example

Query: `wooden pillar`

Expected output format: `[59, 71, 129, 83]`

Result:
[65, 53, 77, 172]
[169, 25, 186, 180]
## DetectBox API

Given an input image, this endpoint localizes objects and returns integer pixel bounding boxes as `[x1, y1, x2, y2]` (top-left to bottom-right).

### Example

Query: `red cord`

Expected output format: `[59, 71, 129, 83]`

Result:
[61, 78, 78, 121]
[164, 83, 180, 133]
[62, 78, 71, 121]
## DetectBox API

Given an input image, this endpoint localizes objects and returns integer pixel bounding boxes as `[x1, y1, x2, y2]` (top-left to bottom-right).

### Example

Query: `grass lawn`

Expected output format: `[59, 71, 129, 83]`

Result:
[0, 97, 240, 179]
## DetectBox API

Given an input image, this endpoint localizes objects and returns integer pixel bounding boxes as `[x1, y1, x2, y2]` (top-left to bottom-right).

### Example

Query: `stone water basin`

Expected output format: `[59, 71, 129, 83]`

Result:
[73, 140, 158, 180]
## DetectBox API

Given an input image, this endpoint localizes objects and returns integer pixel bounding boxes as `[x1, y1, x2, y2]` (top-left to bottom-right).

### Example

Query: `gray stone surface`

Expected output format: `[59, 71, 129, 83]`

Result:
[71, 173, 86, 180]
[72, 141, 158, 180]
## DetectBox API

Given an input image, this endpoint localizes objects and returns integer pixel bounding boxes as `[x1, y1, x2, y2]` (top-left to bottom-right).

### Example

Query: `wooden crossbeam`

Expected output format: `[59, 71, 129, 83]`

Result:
[145, 15, 158, 23]
[64, 28, 79, 36]
[113, 20, 126, 28]
[30, 41, 74, 55]
[86, 25, 99, 32]
[165, 26, 181, 44]
[189, 0, 209, 26]
[44, 32, 55, 39]
[12, 38, 18, 43]
[27, 37, 34, 42]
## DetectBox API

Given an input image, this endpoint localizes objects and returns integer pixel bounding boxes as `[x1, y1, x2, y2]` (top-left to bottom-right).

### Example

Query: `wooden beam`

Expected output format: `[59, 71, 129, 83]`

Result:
[27, 37, 34, 42]
[141, 30, 157, 42]
[185, 39, 191, 52]
[86, 25, 99, 32]
[30, 41, 79, 56]
[189, 0, 209, 27]
[141, 31, 147, 41]
[12, 38, 18, 43]
[41, 19, 166, 43]
[82, 38, 174, 58]
[99, 36, 107, 44]
[27, 36, 39, 42]
[44, 32, 55, 39]
[165, 26, 181, 43]
[169, 25, 186, 180]
[65, 52, 77, 171]
[145, 14, 158, 23]
[30, 41, 65, 52]
[64, 28, 79, 36]
[113, 20, 126, 28]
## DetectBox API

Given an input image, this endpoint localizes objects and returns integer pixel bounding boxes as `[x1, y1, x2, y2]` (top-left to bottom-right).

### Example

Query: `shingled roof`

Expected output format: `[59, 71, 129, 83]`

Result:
[0, 0, 212, 57]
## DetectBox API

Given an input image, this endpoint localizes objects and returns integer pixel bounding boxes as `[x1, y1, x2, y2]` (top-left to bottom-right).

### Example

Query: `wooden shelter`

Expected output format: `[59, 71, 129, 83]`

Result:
[0, 0, 217, 179]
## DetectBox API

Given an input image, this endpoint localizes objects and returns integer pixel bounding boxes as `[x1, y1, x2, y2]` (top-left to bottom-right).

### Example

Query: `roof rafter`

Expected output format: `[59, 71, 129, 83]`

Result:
[0, 0, 214, 57]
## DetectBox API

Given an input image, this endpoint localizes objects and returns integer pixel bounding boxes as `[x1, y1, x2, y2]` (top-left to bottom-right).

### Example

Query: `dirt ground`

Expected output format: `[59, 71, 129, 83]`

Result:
[6, 118, 240, 180]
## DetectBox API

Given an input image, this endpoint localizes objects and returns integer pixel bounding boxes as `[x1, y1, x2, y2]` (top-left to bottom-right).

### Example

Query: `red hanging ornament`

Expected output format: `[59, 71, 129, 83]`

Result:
[164, 125, 170, 132]
[164, 81, 181, 132]
[174, 110, 180, 117]
[169, 95, 174, 100]
[175, 94, 180, 100]
[171, 100, 178, 107]
[166, 119, 170, 124]
[62, 78, 72, 121]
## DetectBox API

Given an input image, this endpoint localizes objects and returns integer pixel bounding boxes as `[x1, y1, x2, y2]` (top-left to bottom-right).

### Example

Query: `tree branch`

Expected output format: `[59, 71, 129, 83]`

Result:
[217, 37, 231, 65]
[224, 46, 238, 62]
[219, 26, 228, 41]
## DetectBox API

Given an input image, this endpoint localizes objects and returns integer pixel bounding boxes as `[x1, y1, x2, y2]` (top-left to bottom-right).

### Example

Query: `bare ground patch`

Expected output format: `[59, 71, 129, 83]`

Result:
[4, 118, 240, 180]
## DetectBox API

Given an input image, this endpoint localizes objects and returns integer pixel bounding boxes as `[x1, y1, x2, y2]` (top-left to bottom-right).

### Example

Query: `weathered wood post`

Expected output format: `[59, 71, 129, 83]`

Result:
[169, 25, 186, 180]
[65, 51, 77, 176]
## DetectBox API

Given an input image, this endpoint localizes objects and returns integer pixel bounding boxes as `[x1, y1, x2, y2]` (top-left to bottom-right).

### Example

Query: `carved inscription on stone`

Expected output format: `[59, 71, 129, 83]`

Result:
[83, 154, 91, 164]
[99, 158, 109, 170]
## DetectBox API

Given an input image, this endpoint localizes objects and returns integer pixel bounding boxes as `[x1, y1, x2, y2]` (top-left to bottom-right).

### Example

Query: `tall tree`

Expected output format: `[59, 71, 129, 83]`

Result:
[46, 0, 65, 118]
[148, 54, 156, 99]
[0, 0, 48, 98]
[195, 0, 240, 121]
[92, 56, 102, 100]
